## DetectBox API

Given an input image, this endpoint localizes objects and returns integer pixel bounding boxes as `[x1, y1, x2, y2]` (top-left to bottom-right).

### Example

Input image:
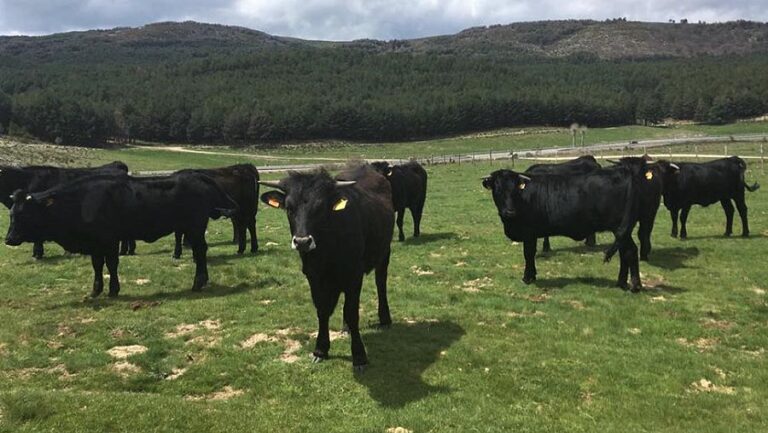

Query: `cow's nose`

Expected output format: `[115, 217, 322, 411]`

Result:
[292, 235, 316, 252]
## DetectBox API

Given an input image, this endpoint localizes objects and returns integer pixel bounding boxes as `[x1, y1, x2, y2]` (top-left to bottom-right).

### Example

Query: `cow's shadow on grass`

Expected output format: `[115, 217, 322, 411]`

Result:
[534, 276, 687, 294]
[402, 232, 456, 245]
[355, 321, 464, 408]
[646, 246, 699, 270]
[673, 232, 767, 241]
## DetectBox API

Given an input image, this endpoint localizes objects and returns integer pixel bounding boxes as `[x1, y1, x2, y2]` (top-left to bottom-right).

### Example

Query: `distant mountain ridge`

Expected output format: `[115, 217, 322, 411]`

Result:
[2, 19, 768, 62]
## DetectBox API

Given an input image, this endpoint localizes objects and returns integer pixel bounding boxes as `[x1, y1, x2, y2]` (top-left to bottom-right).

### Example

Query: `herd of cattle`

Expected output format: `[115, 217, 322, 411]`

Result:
[0, 154, 759, 370]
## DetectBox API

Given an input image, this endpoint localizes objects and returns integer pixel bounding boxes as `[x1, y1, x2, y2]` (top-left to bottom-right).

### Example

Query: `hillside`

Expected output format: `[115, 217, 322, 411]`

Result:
[0, 20, 767, 146]
[2, 20, 768, 63]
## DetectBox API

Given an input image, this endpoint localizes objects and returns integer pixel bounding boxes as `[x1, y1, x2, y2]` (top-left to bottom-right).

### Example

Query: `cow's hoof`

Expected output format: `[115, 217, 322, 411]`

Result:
[172, 255, 181, 260]
[237, 250, 245, 256]
[617, 282, 630, 291]
[640, 255, 649, 261]
[398, 236, 405, 242]
[353, 364, 367, 374]
[372, 322, 391, 330]
[312, 351, 327, 363]
[108, 291, 119, 298]
[250, 248, 259, 254]
[90, 290, 102, 298]
[630, 285, 642, 293]
[741, 232, 750, 238]
[522, 276, 536, 285]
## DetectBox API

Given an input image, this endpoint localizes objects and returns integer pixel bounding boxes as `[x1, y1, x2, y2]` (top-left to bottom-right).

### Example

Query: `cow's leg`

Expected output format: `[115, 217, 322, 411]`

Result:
[119, 240, 128, 256]
[32, 241, 44, 260]
[247, 215, 258, 253]
[679, 206, 691, 239]
[105, 247, 121, 297]
[638, 219, 652, 261]
[626, 237, 642, 292]
[411, 206, 423, 238]
[231, 219, 239, 244]
[734, 197, 749, 237]
[374, 252, 392, 327]
[311, 286, 341, 363]
[396, 210, 405, 242]
[173, 231, 183, 259]
[617, 241, 629, 290]
[90, 254, 105, 298]
[720, 199, 735, 236]
[188, 232, 209, 291]
[236, 218, 247, 255]
[522, 238, 537, 284]
[542, 237, 551, 253]
[670, 208, 679, 238]
[344, 280, 368, 372]
[585, 232, 597, 247]
[128, 239, 136, 255]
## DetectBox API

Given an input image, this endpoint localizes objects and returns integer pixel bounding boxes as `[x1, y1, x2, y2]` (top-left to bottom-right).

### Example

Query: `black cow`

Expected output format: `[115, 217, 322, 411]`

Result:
[662, 156, 760, 239]
[524, 155, 601, 252]
[603, 158, 681, 260]
[4, 172, 237, 297]
[260, 165, 394, 371]
[172, 164, 259, 258]
[0, 162, 130, 258]
[483, 157, 652, 291]
[370, 161, 427, 241]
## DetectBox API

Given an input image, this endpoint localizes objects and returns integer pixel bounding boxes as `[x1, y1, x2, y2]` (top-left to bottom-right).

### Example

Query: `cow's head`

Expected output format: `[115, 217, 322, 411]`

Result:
[647, 159, 680, 190]
[370, 161, 394, 178]
[259, 170, 355, 253]
[482, 169, 531, 220]
[4, 189, 52, 246]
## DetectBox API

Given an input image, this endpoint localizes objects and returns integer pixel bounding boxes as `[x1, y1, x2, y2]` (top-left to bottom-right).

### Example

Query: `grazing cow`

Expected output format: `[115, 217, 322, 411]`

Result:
[260, 165, 394, 371]
[4, 172, 237, 297]
[0, 162, 130, 258]
[661, 156, 760, 239]
[370, 161, 427, 241]
[524, 155, 601, 252]
[604, 158, 680, 260]
[172, 164, 259, 258]
[483, 157, 652, 291]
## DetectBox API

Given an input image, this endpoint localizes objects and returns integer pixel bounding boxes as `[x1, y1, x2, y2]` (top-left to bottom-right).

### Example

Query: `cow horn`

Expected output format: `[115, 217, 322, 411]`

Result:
[606, 159, 621, 165]
[670, 163, 680, 170]
[518, 174, 531, 181]
[335, 180, 356, 187]
[257, 180, 284, 190]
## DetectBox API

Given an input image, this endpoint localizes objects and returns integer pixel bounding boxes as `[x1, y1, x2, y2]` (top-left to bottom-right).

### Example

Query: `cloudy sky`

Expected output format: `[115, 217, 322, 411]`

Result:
[1, 0, 765, 40]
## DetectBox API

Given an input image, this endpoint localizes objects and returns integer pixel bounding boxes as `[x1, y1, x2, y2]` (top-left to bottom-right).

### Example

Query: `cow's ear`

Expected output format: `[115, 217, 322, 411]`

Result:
[332, 197, 348, 211]
[260, 191, 285, 209]
[481, 176, 493, 190]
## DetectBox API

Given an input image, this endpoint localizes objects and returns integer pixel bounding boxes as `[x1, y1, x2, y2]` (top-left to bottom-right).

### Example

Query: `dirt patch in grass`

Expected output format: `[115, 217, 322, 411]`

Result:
[107, 345, 148, 359]
[130, 300, 161, 311]
[563, 300, 585, 310]
[676, 337, 718, 352]
[459, 277, 493, 293]
[165, 367, 188, 381]
[112, 361, 142, 377]
[15, 364, 74, 381]
[410, 266, 434, 276]
[527, 293, 550, 303]
[508, 310, 546, 318]
[386, 428, 413, 433]
[700, 318, 735, 330]
[165, 319, 222, 339]
[185, 386, 245, 401]
[650, 295, 667, 303]
[241, 328, 306, 363]
[689, 378, 735, 395]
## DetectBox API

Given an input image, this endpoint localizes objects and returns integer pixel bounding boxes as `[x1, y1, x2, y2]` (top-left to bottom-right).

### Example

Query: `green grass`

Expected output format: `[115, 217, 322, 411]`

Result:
[0, 155, 766, 432]
[71, 122, 768, 171]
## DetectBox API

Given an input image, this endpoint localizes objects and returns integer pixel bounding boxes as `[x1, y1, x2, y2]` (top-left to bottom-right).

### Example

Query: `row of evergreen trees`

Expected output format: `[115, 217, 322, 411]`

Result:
[1, 49, 766, 146]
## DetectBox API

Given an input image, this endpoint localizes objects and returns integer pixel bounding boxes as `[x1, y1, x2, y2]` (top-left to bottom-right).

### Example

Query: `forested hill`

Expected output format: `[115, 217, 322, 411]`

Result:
[0, 20, 767, 146]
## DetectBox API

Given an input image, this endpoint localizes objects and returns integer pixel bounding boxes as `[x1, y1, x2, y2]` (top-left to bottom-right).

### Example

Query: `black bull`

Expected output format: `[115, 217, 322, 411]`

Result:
[483, 158, 655, 292]
[370, 161, 427, 241]
[260, 165, 393, 371]
[0, 161, 131, 258]
[4, 172, 237, 297]
[662, 156, 760, 239]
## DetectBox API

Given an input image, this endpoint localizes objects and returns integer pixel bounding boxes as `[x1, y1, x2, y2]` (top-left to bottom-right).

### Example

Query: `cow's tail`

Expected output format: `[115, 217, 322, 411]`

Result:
[197, 174, 239, 219]
[737, 157, 760, 193]
[744, 182, 760, 192]
[604, 178, 639, 263]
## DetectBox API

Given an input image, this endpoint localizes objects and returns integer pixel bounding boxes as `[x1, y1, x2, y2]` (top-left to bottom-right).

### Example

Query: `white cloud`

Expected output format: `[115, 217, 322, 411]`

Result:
[0, 0, 766, 39]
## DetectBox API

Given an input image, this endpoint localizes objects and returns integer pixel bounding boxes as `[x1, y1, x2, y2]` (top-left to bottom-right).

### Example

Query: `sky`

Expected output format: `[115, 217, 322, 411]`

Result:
[0, 0, 766, 40]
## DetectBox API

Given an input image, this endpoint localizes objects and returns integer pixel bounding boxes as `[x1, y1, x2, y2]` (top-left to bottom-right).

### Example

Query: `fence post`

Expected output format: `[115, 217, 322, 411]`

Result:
[724, 144, 728, 156]
[489, 149, 492, 166]
[761, 142, 765, 173]
[668, 147, 672, 159]
[472, 152, 475, 164]
[695, 144, 698, 161]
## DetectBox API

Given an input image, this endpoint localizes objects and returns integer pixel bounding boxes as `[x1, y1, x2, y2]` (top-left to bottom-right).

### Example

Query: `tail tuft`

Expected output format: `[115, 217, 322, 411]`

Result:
[745, 182, 760, 192]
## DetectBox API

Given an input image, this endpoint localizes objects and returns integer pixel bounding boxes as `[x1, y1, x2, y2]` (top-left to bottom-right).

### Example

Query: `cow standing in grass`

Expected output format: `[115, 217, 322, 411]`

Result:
[662, 156, 759, 239]
[524, 155, 601, 252]
[370, 161, 427, 241]
[172, 164, 260, 258]
[0, 162, 130, 258]
[260, 165, 393, 371]
[483, 158, 651, 291]
[4, 172, 237, 297]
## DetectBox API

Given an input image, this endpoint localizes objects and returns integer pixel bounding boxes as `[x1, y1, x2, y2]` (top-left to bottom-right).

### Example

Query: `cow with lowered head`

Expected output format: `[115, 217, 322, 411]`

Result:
[5, 172, 237, 297]
[524, 155, 601, 252]
[661, 156, 759, 239]
[483, 157, 652, 291]
[172, 164, 260, 258]
[370, 160, 427, 241]
[260, 165, 394, 371]
[0, 161, 130, 258]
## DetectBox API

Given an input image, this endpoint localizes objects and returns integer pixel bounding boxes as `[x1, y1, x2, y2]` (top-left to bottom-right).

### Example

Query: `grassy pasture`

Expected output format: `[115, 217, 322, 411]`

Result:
[0, 151, 766, 432]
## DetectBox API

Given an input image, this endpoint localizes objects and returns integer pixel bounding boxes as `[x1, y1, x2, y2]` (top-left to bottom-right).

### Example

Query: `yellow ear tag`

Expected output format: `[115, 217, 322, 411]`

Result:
[333, 198, 348, 211]
[645, 171, 653, 180]
[267, 198, 281, 208]
[518, 183, 526, 190]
